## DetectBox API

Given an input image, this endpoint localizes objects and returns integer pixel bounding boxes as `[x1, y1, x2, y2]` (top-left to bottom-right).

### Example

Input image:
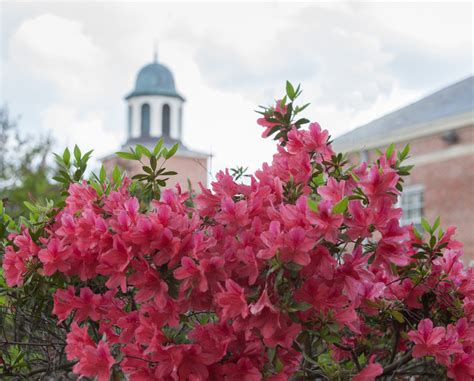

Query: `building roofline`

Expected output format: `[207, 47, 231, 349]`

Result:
[125, 90, 186, 102]
[334, 110, 474, 153]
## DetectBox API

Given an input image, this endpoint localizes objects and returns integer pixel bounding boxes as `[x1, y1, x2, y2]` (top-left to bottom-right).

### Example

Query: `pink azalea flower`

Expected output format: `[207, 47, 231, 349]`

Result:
[97, 235, 132, 292]
[2, 246, 28, 287]
[353, 356, 383, 381]
[408, 319, 446, 359]
[307, 200, 344, 243]
[359, 165, 398, 204]
[318, 177, 346, 204]
[215, 279, 249, 321]
[65, 323, 95, 360]
[52, 286, 76, 323]
[447, 353, 474, 381]
[303, 122, 333, 161]
[222, 357, 262, 381]
[280, 226, 313, 266]
[72, 340, 115, 381]
[38, 238, 71, 276]
[73, 287, 103, 322]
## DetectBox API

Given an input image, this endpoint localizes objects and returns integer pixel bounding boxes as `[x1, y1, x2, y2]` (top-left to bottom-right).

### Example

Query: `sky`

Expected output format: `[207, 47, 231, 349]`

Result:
[0, 1, 472, 178]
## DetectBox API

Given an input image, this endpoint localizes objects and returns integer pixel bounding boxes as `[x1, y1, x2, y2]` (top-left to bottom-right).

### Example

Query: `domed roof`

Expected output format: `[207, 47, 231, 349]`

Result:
[125, 61, 184, 101]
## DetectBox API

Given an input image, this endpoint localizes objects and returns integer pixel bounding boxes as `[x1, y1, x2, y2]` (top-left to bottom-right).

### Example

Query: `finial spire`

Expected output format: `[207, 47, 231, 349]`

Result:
[153, 40, 158, 63]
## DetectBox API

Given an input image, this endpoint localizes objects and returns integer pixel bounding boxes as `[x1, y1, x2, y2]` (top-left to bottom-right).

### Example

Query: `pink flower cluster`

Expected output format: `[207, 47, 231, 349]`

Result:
[409, 319, 474, 380]
[3, 100, 473, 380]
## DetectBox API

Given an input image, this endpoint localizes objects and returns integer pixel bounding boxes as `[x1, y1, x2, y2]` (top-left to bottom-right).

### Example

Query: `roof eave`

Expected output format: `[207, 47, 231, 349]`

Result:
[334, 111, 474, 153]
[124, 91, 186, 102]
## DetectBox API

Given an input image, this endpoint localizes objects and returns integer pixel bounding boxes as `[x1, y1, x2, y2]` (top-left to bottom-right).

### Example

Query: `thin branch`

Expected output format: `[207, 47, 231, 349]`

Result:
[0, 340, 65, 347]
[382, 350, 412, 376]
[24, 360, 76, 378]
[389, 320, 400, 364]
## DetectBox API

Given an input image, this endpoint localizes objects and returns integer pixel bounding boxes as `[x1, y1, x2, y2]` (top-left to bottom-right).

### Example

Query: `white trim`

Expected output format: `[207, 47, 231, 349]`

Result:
[126, 95, 184, 139]
[406, 143, 474, 166]
[403, 184, 424, 193]
[336, 111, 474, 153]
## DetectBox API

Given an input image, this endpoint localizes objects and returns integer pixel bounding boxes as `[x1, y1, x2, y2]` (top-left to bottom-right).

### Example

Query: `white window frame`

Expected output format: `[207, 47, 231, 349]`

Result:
[397, 184, 424, 227]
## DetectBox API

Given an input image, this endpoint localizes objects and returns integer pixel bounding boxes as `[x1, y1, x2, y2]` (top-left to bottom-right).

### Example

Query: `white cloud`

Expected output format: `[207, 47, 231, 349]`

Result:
[1, 2, 472, 180]
[10, 13, 106, 100]
[41, 104, 121, 160]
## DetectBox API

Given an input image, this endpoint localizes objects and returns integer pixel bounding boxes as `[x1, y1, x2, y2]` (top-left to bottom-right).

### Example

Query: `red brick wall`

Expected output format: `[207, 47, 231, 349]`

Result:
[407, 156, 474, 262]
[103, 154, 209, 192]
[346, 125, 474, 263]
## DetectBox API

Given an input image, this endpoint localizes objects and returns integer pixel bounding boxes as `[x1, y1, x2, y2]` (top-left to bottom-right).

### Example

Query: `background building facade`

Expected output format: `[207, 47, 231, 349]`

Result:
[334, 76, 474, 263]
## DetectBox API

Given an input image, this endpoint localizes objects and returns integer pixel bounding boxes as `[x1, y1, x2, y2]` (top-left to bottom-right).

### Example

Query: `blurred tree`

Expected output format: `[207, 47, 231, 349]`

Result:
[0, 105, 59, 218]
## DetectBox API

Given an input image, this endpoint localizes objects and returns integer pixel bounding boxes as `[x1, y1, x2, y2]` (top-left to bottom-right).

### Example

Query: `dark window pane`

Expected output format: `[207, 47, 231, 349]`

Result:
[141, 103, 150, 137]
[162, 104, 170, 137]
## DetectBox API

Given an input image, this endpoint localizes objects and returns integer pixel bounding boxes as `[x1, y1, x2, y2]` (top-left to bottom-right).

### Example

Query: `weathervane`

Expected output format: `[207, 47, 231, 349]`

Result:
[153, 40, 158, 63]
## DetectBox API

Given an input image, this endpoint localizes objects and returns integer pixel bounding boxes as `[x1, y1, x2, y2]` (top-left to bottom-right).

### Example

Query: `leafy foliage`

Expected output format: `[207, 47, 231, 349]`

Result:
[0, 106, 60, 218]
[0, 84, 472, 381]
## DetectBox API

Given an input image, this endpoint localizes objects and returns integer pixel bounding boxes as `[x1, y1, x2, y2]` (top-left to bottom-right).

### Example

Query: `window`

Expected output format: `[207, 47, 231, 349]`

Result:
[398, 185, 424, 228]
[162, 104, 170, 137]
[141, 103, 150, 137]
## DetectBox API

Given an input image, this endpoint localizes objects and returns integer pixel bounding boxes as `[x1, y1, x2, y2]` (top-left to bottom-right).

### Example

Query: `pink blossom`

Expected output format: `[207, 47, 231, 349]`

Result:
[408, 319, 446, 358]
[353, 356, 383, 381]
[38, 238, 71, 276]
[318, 177, 346, 204]
[72, 340, 115, 381]
[215, 279, 249, 321]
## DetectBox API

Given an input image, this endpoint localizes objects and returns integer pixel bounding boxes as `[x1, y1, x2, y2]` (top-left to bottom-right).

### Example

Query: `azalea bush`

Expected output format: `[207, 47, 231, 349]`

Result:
[1, 83, 473, 380]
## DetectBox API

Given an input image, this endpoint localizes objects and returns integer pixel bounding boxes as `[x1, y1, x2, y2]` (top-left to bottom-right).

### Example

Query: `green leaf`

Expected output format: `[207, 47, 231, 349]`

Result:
[432, 216, 441, 232]
[150, 155, 157, 171]
[295, 103, 310, 114]
[295, 118, 310, 126]
[83, 149, 93, 162]
[332, 196, 349, 214]
[63, 147, 71, 166]
[73, 145, 81, 162]
[153, 138, 164, 156]
[24, 201, 38, 214]
[399, 144, 410, 160]
[293, 301, 312, 312]
[99, 165, 106, 183]
[267, 347, 276, 362]
[136, 144, 152, 158]
[142, 166, 154, 175]
[312, 172, 325, 187]
[386, 143, 394, 159]
[323, 335, 341, 344]
[307, 198, 319, 213]
[286, 80, 295, 100]
[116, 151, 137, 160]
[164, 143, 179, 159]
[161, 171, 177, 176]
[112, 165, 121, 184]
[391, 310, 405, 323]
[411, 252, 427, 260]
[421, 217, 431, 234]
[274, 357, 284, 372]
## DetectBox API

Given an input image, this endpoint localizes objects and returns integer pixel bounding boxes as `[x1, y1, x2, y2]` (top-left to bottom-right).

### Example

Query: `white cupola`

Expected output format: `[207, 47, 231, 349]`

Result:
[124, 56, 185, 146]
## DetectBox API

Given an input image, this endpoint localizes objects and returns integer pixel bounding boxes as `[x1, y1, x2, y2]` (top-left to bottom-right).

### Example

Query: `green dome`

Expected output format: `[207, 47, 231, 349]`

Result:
[125, 62, 184, 100]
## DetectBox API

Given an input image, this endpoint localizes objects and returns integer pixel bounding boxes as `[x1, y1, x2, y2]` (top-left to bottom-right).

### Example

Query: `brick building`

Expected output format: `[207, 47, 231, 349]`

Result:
[103, 56, 209, 189]
[334, 76, 474, 263]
